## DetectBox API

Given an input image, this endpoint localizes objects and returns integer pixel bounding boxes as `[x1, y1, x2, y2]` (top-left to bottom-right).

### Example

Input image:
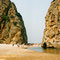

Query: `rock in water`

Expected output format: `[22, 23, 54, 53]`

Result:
[42, 0, 60, 48]
[0, 0, 27, 44]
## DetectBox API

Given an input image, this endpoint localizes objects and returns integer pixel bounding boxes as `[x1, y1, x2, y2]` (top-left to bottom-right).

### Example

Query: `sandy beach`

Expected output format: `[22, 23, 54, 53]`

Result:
[0, 44, 59, 60]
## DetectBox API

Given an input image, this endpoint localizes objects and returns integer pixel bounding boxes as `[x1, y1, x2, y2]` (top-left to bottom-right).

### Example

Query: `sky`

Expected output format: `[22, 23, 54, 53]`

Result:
[11, 0, 52, 43]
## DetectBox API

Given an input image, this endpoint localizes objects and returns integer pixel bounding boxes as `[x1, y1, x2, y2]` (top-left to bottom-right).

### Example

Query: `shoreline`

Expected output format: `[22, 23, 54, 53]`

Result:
[0, 44, 41, 49]
[0, 44, 59, 60]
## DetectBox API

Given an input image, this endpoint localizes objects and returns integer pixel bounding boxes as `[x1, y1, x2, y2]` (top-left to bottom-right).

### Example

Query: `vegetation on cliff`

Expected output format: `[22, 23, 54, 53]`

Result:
[53, 0, 55, 2]
[42, 0, 60, 48]
[0, 0, 27, 44]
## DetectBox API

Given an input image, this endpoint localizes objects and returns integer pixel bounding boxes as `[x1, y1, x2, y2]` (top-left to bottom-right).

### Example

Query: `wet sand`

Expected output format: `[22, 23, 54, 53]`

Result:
[0, 44, 59, 60]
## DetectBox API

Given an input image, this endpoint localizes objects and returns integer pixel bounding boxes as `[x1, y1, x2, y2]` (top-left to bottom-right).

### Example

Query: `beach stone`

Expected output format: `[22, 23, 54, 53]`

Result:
[42, 0, 60, 48]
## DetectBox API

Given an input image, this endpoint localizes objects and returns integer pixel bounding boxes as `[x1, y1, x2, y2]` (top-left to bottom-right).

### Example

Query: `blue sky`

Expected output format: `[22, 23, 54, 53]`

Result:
[11, 0, 52, 43]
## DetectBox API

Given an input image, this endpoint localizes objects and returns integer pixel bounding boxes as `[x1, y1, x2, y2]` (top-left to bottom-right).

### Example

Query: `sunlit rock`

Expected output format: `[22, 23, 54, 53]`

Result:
[42, 0, 60, 48]
[0, 0, 27, 44]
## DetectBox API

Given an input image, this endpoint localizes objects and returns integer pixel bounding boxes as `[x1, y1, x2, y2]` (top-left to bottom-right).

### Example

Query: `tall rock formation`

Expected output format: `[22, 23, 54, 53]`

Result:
[42, 0, 60, 48]
[0, 0, 27, 44]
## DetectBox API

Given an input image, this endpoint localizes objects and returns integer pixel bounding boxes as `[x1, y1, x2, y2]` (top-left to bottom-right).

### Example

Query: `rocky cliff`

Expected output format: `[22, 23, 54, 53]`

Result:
[42, 0, 60, 48]
[0, 0, 27, 44]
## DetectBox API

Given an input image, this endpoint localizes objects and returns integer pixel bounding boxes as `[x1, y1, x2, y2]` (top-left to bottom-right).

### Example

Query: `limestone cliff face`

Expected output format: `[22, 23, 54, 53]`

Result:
[0, 0, 27, 44]
[42, 0, 60, 48]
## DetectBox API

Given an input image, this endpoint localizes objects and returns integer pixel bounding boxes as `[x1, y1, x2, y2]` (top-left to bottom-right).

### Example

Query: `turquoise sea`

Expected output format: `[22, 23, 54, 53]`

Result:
[28, 47, 60, 54]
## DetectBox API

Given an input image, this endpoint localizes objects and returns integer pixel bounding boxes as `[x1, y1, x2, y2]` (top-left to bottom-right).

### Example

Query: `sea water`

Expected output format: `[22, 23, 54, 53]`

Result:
[28, 47, 60, 54]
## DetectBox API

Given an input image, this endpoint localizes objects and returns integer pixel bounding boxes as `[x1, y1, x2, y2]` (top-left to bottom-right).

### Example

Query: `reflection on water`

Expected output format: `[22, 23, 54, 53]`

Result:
[28, 47, 60, 54]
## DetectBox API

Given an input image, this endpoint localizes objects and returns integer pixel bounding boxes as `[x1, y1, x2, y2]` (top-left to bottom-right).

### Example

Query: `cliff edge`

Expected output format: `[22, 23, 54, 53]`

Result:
[42, 0, 60, 48]
[0, 0, 27, 44]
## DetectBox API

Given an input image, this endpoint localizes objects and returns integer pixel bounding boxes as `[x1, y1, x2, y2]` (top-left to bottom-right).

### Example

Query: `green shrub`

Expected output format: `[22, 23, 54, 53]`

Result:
[53, 0, 55, 2]
[2, 15, 10, 22]
[16, 12, 22, 19]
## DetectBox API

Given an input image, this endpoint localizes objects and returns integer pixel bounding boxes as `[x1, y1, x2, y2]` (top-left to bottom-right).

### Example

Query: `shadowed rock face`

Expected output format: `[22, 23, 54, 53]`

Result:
[0, 0, 27, 44]
[42, 0, 60, 48]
